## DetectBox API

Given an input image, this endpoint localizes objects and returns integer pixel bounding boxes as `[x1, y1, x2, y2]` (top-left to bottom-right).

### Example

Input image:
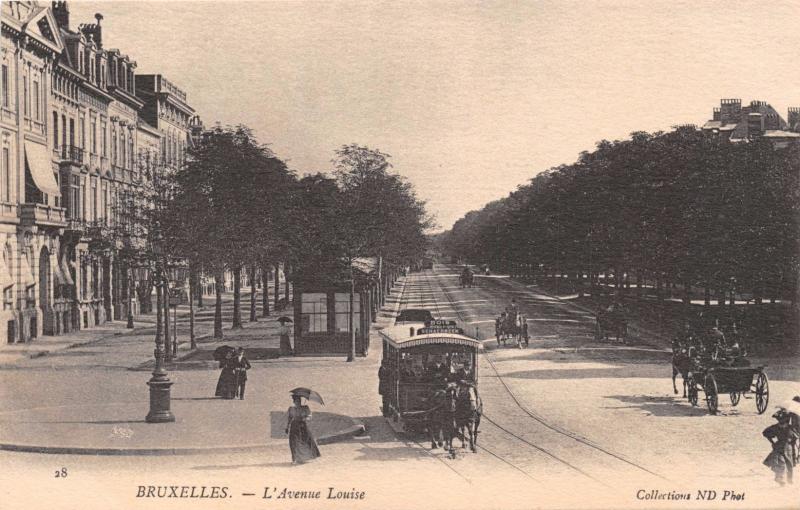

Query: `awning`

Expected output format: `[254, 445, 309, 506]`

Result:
[60, 256, 74, 286]
[20, 255, 34, 288]
[53, 259, 67, 286]
[0, 256, 12, 289]
[24, 141, 61, 196]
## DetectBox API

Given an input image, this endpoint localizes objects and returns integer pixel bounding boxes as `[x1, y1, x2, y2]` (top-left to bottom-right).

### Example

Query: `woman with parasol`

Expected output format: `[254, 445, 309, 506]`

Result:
[285, 388, 323, 464]
[213, 346, 237, 399]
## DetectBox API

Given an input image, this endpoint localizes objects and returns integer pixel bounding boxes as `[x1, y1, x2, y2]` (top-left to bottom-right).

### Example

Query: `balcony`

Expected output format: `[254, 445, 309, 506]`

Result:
[59, 145, 84, 165]
[19, 203, 67, 228]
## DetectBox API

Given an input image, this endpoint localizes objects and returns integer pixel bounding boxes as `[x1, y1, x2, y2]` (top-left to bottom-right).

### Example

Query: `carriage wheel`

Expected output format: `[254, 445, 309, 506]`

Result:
[730, 392, 740, 406]
[755, 372, 769, 415]
[704, 374, 718, 414]
[687, 375, 698, 406]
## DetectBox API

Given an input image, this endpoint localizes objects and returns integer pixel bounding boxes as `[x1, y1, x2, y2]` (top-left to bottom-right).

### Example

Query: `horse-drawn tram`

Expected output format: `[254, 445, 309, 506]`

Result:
[379, 320, 483, 436]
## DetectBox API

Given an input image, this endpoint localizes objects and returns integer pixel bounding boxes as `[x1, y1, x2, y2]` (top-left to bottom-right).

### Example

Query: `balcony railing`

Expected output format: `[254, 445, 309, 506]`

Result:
[20, 203, 67, 227]
[60, 145, 84, 164]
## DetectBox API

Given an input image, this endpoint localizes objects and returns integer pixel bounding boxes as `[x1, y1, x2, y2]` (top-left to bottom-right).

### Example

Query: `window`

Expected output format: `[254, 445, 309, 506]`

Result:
[91, 177, 97, 221]
[101, 123, 107, 156]
[1, 147, 9, 202]
[111, 126, 116, 163]
[80, 261, 87, 300]
[70, 176, 80, 220]
[23, 75, 28, 116]
[128, 137, 134, 170]
[334, 293, 360, 333]
[52, 111, 59, 148]
[101, 181, 108, 224]
[300, 293, 327, 334]
[120, 132, 126, 168]
[1, 65, 8, 107]
[53, 172, 60, 208]
[79, 118, 85, 149]
[32, 80, 39, 120]
[81, 177, 87, 220]
[90, 119, 96, 154]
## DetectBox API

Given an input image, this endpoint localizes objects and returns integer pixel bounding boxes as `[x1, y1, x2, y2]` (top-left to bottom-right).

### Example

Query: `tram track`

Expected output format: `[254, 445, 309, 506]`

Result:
[395, 266, 667, 487]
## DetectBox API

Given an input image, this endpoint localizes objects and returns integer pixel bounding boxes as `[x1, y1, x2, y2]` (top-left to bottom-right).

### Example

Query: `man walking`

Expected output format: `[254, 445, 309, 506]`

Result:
[232, 347, 252, 400]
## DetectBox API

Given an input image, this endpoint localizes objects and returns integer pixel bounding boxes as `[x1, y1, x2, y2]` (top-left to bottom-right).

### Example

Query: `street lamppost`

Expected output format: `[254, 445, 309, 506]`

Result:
[146, 239, 175, 423]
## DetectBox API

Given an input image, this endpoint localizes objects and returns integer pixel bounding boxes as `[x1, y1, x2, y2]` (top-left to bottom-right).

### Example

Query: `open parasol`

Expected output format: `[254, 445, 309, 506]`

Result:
[213, 345, 236, 361]
[290, 387, 324, 405]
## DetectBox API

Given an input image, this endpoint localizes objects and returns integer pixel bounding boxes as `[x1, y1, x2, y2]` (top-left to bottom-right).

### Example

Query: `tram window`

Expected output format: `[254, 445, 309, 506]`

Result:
[301, 293, 327, 334]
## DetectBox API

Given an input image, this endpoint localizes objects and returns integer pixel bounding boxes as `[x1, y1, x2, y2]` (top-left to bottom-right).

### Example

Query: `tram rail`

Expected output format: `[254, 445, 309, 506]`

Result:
[393, 266, 667, 485]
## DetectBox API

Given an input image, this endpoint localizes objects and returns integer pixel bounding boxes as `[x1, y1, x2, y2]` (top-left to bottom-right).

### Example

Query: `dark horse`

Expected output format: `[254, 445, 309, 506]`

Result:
[671, 340, 697, 397]
[455, 384, 482, 453]
[427, 386, 458, 457]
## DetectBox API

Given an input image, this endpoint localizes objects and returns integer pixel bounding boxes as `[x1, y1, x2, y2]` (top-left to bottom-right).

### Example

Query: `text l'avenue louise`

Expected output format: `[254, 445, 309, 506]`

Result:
[135, 486, 366, 501]
[636, 489, 745, 502]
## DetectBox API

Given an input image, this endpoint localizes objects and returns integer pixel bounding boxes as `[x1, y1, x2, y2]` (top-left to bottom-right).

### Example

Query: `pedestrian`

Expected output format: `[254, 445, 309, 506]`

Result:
[763, 409, 797, 486]
[521, 315, 529, 347]
[232, 347, 251, 400]
[214, 350, 237, 399]
[285, 394, 321, 464]
[278, 320, 293, 356]
[378, 363, 391, 417]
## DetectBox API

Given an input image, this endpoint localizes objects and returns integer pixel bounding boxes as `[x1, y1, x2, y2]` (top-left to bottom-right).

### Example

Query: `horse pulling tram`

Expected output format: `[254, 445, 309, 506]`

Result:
[379, 319, 483, 453]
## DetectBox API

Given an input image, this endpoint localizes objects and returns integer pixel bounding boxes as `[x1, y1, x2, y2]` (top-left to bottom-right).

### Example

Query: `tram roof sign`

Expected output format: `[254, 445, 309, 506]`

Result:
[379, 327, 483, 350]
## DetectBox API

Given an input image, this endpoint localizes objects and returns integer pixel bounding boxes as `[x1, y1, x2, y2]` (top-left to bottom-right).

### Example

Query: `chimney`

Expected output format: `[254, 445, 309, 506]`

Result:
[51, 1, 69, 29]
[80, 13, 104, 49]
[719, 98, 741, 124]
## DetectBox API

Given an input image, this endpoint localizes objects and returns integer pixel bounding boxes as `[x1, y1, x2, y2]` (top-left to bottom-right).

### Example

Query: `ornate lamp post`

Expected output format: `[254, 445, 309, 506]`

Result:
[145, 239, 175, 423]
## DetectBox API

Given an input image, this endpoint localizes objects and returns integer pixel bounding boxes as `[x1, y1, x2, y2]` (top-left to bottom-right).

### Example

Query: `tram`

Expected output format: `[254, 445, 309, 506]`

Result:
[379, 319, 483, 433]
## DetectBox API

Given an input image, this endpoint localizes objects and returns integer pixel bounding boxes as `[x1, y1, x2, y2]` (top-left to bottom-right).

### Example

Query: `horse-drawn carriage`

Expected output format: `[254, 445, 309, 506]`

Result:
[595, 305, 628, 343]
[496, 310, 527, 348]
[672, 333, 769, 415]
[686, 358, 769, 415]
[459, 267, 474, 288]
[379, 319, 483, 454]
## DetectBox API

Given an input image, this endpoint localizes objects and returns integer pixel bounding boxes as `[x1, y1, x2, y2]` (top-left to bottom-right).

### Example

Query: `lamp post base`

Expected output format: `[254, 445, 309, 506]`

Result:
[145, 374, 175, 423]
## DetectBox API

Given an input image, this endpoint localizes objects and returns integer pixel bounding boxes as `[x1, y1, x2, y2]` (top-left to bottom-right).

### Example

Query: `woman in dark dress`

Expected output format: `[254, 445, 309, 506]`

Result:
[214, 351, 237, 399]
[285, 395, 321, 464]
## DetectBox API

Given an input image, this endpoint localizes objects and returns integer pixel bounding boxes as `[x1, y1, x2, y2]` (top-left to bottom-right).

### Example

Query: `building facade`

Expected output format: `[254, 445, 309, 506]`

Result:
[1, 1, 197, 343]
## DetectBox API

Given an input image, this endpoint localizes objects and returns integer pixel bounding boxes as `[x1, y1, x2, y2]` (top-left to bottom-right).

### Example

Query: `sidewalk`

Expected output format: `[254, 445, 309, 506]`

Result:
[0, 280, 410, 455]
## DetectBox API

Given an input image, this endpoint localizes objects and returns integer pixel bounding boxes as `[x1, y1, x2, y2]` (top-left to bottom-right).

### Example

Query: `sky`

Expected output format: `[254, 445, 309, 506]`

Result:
[70, 0, 800, 232]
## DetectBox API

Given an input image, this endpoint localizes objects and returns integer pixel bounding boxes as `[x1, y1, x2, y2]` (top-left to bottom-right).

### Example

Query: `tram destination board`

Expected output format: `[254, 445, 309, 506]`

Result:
[419, 319, 463, 335]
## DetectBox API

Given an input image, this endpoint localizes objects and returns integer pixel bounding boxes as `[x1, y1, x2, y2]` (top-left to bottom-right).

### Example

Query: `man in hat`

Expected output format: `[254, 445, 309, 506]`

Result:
[763, 409, 797, 485]
[232, 347, 252, 400]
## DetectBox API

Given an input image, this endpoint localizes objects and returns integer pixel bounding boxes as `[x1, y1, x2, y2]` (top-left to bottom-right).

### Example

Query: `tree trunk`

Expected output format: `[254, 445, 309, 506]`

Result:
[232, 266, 243, 329]
[196, 271, 203, 308]
[274, 263, 280, 307]
[189, 270, 196, 350]
[214, 271, 224, 339]
[249, 265, 257, 322]
[155, 271, 163, 354]
[347, 264, 355, 362]
[284, 262, 290, 302]
[261, 264, 270, 317]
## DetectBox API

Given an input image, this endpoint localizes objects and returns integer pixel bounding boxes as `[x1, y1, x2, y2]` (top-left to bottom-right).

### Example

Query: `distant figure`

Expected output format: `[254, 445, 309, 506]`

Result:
[521, 315, 529, 347]
[214, 351, 237, 399]
[763, 410, 797, 486]
[378, 363, 391, 416]
[279, 321, 293, 356]
[285, 395, 321, 464]
[232, 347, 251, 400]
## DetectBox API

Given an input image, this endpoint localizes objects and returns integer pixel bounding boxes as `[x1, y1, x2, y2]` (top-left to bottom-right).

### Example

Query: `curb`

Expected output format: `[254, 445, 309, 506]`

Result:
[0, 419, 366, 456]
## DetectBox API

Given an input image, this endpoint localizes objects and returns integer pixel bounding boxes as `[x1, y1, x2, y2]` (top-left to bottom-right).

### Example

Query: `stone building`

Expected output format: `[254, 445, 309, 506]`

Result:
[1, 1, 198, 343]
[702, 98, 800, 148]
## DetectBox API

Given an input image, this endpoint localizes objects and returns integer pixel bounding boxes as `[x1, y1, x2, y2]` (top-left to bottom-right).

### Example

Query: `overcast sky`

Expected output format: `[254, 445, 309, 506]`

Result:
[71, 0, 800, 231]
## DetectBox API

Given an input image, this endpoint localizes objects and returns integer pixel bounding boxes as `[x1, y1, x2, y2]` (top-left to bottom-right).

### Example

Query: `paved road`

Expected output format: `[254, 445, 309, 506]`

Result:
[1, 267, 797, 510]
